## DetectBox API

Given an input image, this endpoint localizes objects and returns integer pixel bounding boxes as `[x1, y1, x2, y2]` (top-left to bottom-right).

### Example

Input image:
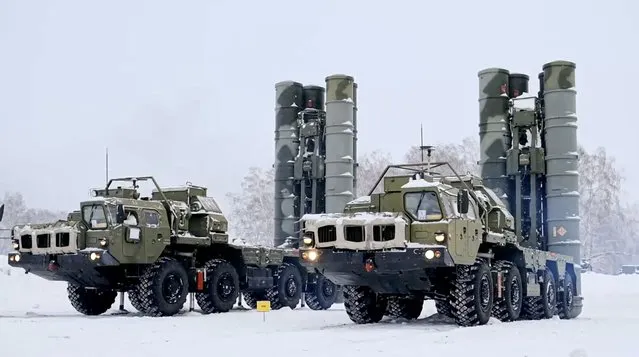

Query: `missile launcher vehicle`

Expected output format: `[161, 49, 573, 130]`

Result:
[6, 176, 328, 316]
[298, 60, 583, 327]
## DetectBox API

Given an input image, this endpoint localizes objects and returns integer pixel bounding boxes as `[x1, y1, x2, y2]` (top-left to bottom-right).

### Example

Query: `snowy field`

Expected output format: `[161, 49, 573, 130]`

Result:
[0, 256, 636, 357]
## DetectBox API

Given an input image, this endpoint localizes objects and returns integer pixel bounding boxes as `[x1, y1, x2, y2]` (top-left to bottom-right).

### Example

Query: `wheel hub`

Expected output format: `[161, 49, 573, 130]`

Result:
[162, 273, 183, 304]
[285, 277, 297, 297]
[546, 280, 556, 307]
[217, 272, 236, 300]
[510, 275, 521, 310]
[479, 274, 491, 311]
[321, 280, 335, 297]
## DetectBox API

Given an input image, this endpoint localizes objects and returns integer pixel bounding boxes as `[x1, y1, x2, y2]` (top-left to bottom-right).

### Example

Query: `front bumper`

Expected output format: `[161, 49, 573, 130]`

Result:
[7, 249, 120, 287]
[299, 246, 454, 294]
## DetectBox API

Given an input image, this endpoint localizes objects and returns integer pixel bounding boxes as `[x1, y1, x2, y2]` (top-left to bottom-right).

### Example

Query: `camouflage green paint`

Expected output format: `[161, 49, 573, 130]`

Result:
[542, 60, 581, 294]
[324, 74, 355, 213]
[274, 81, 304, 247]
[478, 68, 513, 210]
[352, 82, 358, 197]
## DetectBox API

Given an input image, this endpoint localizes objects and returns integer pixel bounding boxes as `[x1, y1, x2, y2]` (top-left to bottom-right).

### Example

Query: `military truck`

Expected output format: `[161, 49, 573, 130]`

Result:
[6, 176, 334, 316]
[298, 60, 584, 327]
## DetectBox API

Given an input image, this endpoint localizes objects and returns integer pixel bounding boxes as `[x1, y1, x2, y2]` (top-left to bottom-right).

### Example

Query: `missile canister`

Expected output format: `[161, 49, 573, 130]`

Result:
[274, 81, 304, 247]
[542, 60, 581, 292]
[352, 82, 358, 197]
[478, 68, 513, 209]
[324, 74, 355, 213]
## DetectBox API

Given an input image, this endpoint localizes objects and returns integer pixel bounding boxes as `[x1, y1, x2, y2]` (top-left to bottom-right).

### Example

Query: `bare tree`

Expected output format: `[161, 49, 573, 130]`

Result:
[403, 136, 480, 176]
[225, 166, 275, 247]
[355, 150, 394, 196]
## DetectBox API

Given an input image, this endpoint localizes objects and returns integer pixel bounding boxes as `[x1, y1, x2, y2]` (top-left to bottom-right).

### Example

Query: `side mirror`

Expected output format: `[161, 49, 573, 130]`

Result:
[457, 189, 469, 214]
[116, 204, 125, 224]
[0, 204, 4, 222]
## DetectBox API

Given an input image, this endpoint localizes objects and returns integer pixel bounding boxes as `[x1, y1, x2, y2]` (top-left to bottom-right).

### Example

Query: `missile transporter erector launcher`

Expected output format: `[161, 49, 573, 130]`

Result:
[6, 176, 310, 316]
[298, 60, 583, 327]
[273, 75, 358, 309]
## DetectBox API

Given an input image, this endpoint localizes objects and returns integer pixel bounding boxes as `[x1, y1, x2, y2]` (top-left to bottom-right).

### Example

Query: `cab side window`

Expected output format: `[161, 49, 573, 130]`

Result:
[123, 209, 139, 226]
[143, 210, 160, 228]
[465, 199, 477, 220]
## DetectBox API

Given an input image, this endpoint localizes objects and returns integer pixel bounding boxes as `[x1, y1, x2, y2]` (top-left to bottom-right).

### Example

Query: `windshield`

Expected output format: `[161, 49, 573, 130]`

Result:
[82, 204, 117, 230]
[404, 191, 443, 221]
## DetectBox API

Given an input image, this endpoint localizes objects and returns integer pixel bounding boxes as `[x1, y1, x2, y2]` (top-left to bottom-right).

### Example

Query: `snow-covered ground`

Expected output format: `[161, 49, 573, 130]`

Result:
[0, 256, 636, 357]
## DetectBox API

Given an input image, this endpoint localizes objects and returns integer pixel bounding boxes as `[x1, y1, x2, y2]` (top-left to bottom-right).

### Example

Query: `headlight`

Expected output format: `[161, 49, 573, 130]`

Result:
[90, 252, 101, 261]
[302, 234, 314, 247]
[303, 250, 319, 262]
[12, 241, 19, 250]
[99, 238, 108, 247]
[425, 250, 435, 259]
[435, 233, 446, 242]
[13, 254, 21, 262]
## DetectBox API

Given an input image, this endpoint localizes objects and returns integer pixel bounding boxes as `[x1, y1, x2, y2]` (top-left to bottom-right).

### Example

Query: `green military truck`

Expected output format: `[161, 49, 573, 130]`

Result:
[298, 163, 581, 326]
[298, 61, 585, 327]
[5, 176, 335, 316]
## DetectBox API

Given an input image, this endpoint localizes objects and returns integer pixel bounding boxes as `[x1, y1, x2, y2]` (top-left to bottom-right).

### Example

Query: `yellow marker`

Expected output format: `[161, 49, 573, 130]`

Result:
[256, 300, 270, 322]
[256, 300, 271, 312]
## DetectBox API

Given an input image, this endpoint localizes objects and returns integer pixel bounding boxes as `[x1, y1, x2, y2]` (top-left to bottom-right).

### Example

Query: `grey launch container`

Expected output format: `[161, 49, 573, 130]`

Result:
[324, 74, 356, 214]
[273, 81, 304, 247]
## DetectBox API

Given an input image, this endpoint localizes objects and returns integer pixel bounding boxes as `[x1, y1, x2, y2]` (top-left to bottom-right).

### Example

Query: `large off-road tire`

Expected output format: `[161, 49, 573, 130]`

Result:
[541, 269, 557, 318]
[127, 288, 147, 313]
[449, 259, 494, 327]
[195, 258, 240, 314]
[304, 274, 338, 310]
[491, 260, 523, 322]
[385, 295, 423, 320]
[135, 257, 189, 317]
[558, 272, 578, 319]
[435, 299, 454, 318]
[243, 291, 266, 309]
[67, 284, 117, 316]
[521, 296, 544, 320]
[343, 285, 388, 324]
[265, 263, 302, 310]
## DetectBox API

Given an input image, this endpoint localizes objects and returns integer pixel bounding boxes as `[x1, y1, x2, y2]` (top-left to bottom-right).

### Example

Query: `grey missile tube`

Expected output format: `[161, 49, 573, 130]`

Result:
[542, 60, 581, 294]
[324, 74, 355, 213]
[478, 68, 513, 210]
[274, 81, 304, 247]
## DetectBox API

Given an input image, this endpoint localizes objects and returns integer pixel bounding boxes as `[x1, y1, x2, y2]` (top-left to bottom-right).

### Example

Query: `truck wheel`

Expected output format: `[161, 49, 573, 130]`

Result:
[521, 296, 544, 320]
[195, 259, 240, 314]
[343, 285, 387, 324]
[449, 259, 493, 327]
[136, 257, 189, 317]
[541, 269, 557, 318]
[304, 274, 338, 310]
[265, 263, 302, 310]
[127, 288, 148, 313]
[558, 272, 577, 319]
[491, 260, 523, 322]
[435, 299, 453, 318]
[386, 295, 423, 320]
[243, 291, 266, 309]
[67, 284, 117, 316]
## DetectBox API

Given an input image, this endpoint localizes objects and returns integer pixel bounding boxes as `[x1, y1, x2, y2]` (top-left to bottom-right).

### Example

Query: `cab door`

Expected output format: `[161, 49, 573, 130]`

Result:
[141, 209, 169, 262]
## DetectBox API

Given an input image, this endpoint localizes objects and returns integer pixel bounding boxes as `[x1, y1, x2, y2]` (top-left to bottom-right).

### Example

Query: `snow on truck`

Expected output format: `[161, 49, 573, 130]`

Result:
[298, 60, 584, 327]
[5, 176, 337, 316]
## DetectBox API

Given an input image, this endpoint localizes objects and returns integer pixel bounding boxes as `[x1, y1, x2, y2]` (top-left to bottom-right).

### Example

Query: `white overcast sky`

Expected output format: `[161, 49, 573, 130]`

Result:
[0, 0, 637, 213]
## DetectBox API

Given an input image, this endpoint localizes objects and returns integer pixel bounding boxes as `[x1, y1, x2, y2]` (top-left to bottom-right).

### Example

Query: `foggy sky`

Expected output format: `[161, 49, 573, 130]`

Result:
[1, 0, 637, 213]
